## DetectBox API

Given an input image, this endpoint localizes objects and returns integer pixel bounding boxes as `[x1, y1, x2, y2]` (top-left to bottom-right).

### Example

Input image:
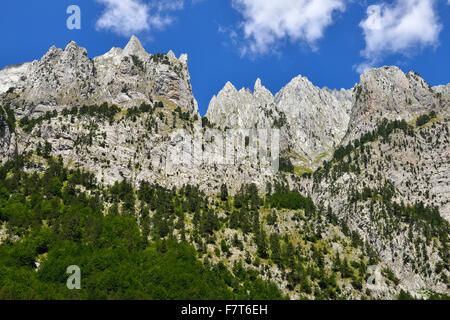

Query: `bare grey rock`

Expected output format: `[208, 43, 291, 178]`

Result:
[0, 36, 198, 117]
[0, 38, 449, 299]
[206, 76, 352, 169]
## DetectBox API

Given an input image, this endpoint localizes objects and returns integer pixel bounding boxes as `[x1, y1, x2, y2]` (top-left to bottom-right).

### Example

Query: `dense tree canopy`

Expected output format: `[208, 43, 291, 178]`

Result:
[0, 156, 286, 300]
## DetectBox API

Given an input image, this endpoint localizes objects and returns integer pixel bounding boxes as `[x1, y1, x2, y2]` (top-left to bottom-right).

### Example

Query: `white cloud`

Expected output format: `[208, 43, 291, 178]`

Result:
[357, 0, 442, 73]
[231, 0, 346, 55]
[95, 0, 184, 37]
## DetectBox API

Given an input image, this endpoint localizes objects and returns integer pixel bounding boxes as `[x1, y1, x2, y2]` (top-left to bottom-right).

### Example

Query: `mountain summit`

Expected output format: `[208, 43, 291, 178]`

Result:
[0, 36, 198, 115]
[0, 39, 449, 299]
[123, 35, 149, 60]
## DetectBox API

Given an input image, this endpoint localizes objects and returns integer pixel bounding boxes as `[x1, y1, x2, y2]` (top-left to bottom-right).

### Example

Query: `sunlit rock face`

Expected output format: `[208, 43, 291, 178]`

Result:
[207, 75, 352, 168]
[0, 37, 449, 299]
[0, 36, 198, 117]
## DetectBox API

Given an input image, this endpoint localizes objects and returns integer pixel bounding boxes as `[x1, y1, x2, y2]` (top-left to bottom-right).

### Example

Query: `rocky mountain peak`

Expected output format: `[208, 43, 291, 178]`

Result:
[222, 81, 237, 93]
[254, 78, 262, 90]
[65, 40, 80, 51]
[206, 79, 278, 131]
[41, 45, 63, 62]
[62, 41, 89, 62]
[179, 53, 188, 66]
[167, 50, 176, 60]
[278, 74, 312, 91]
[0, 37, 198, 115]
[123, 35, 148, 60]
[362, 65, 404, 78]
[345, 66, 441, 141]
[273, 74, 352, 167]
[253, 78, 274, 103]
[357, 66, 410, 99]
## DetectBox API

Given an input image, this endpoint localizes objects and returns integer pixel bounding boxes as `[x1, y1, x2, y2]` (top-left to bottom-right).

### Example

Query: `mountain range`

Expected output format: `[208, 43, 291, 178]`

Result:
[0, 36, 448, 299]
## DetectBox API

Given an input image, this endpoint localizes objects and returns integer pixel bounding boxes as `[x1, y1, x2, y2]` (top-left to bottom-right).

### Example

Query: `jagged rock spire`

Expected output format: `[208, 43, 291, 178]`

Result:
[167, 50, 176, 60]
[254, 78, 263, 90]
[123, 35, 148, 60]
[179, 53, 188, 66]
[0, 36, 198, 114]
[65, 41, 78, 50]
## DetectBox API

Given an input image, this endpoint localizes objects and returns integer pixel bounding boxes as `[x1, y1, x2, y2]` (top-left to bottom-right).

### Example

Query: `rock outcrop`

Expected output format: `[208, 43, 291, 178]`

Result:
[206, 76, 352, 169]
[0, 36, 198, 118]
[274, 76, 352, 167]
[0, 117, 15, 162]
[344, 67, 442, 143]
[0, 38, 449, 299]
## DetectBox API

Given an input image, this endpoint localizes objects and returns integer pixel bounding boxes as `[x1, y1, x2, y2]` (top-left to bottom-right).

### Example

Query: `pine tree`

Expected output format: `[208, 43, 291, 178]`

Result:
[270, 233, 281, 265]
[220, 184, 228, 201]
[256, 228, 268, 259]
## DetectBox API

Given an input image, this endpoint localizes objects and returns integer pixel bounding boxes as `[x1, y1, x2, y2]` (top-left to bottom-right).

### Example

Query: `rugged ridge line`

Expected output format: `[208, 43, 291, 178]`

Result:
[0, 36, 199, 117]
[206, 66, 448, 169]
[0, 38, 449, 299]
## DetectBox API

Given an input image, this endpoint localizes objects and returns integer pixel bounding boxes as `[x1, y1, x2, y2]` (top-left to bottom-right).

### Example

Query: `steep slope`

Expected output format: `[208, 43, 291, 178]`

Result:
[0, 38, 449, 299]
[275, 76, 352, 167]
[206, 76, 352, 169]
[0, 105, 16, 162]
[344, 67, 444, 143]
[8, 103, 279, 194]
[304, 115, 449, 294]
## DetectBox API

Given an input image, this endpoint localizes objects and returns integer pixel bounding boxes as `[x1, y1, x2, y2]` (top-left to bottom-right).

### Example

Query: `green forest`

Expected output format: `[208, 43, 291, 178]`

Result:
[0, 155, 285, 300]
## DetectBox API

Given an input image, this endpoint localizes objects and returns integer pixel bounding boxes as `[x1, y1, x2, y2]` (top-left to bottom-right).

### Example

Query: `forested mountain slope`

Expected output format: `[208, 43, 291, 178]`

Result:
[0, 37, 448, 299]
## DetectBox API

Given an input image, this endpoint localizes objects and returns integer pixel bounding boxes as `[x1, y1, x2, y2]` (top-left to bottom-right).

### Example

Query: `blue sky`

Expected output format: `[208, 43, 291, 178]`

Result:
[0, 0, 449, 115]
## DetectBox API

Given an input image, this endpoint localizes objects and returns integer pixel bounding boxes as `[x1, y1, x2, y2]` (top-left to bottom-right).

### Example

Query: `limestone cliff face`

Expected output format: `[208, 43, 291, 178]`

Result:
[0, 118, 15, 162]
[207, 67, 448, 169]
[0, 36, 198, 117]
[274, 76, 352, 166]
[434, 83, 450, 97]
[344, 66, 444, 143]
[433, 83, 450, 112]
[0, 38, 449, 299]
[206, 75, 352, 168]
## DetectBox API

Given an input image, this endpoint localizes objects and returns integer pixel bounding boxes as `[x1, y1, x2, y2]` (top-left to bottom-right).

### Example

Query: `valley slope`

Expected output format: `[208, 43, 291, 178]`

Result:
[0, 37, 448, 299]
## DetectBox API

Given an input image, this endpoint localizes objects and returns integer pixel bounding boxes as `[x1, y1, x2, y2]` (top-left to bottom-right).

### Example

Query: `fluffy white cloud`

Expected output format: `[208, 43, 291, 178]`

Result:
[357, 0, 442, 73]
[96, 0, 183, 37]
[232, 0, 346, 55]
